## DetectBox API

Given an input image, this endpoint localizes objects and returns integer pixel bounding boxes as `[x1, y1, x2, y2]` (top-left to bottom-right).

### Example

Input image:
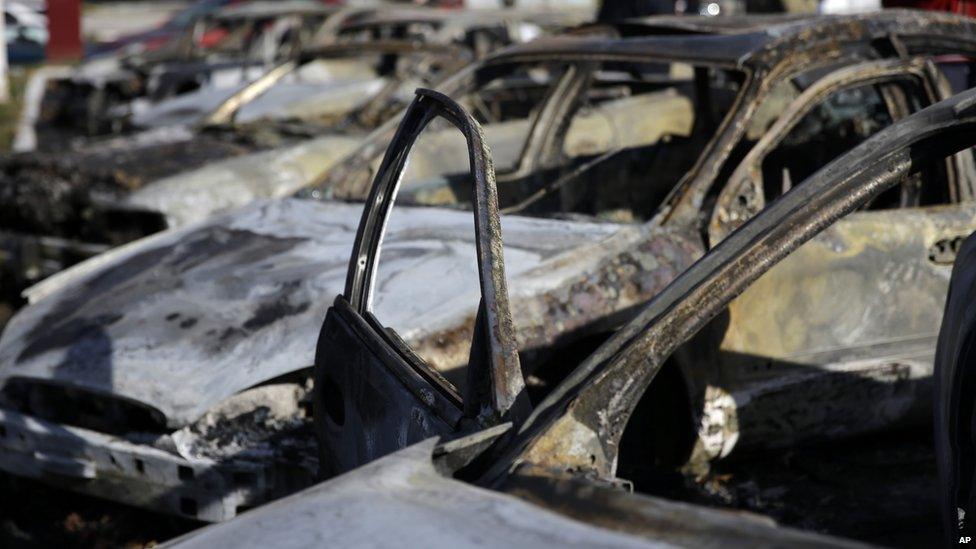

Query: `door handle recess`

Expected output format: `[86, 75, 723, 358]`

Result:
[928, 235, 967, 265]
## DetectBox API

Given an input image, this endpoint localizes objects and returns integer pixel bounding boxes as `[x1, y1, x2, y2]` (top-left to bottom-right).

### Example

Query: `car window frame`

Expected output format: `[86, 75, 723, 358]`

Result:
[707, 57, 947, 244]
[343, 87, 529, 425]
[655, 42, 976, 229]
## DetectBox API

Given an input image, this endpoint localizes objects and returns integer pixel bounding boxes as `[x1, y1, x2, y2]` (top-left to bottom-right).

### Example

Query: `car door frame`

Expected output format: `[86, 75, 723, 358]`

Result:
[344, 87, 527, 423]
[314, 88, 530, 474]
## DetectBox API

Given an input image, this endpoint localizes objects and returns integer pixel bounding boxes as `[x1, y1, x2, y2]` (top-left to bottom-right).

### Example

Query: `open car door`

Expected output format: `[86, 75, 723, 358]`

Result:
[312, 89, 529, 476]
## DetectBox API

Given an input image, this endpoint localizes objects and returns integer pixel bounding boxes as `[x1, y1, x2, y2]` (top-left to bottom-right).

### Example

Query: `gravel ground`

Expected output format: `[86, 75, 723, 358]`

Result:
[0, 473, 200, 548]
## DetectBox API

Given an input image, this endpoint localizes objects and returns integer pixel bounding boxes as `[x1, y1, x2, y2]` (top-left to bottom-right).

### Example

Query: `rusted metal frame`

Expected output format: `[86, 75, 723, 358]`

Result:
[324, 26, 970, 204]
[645, 63, 760, 228]
[654, 23, 976, 228]
[743, 15, 976, 68]
[922, 58, 976, 203]
[351, 52, 476, 131]
[654, 47, 885, 228]
[505, 63, 590, 180]
[312, 56, 579, 199]
[525, 56, 745, 209]
[308, 60, 491, 199]
[490, 12, 976, 70]
[490, 50, 746, 223]
[324, 50, 738, 202]
[201, 60, 298, 127]
[708, 57, 936, 243]
[343, 88, 528, 426]
[486, 89, 976, 484]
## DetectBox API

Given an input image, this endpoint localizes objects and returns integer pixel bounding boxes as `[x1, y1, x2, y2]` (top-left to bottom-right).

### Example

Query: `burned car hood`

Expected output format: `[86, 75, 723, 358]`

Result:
[122, 133, 363, 228]
[0, 198, 621, 427]
[130, 75, 386, 130]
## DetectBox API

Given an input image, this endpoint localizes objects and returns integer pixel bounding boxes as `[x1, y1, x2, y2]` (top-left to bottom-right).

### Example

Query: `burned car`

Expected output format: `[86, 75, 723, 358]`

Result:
[22, 6, 583, 150]
[0, 8, 577, 323]
[32, 0, 339, 148]
[119, 7, 583, 132]
[1, 11, 974, 522]
[180, 83, 976, 548]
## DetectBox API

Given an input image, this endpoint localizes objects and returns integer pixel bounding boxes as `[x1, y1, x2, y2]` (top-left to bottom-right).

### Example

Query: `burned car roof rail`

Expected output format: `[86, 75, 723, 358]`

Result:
[485, 10, 976, 70]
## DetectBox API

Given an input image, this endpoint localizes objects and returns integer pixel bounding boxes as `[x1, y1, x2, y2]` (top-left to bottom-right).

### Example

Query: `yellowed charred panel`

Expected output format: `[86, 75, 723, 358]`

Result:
[562, 89, 694, 158]
[720, 205, 976, 361]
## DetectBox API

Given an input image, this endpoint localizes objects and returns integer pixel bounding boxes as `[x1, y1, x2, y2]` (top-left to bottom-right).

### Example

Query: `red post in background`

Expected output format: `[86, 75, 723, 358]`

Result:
[47, 0, 83, 61]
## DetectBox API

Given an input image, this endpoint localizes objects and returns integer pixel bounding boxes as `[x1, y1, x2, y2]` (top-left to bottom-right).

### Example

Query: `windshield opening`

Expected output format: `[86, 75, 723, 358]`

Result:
[504, 60, 743, 223]
[314, 58, 745, 224]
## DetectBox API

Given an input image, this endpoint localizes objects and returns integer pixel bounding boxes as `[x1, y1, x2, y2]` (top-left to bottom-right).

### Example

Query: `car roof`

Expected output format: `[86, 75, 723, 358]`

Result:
[489, 10, 976, 68]
[339, 6, 588, 32]
[214, 0, 338, 21]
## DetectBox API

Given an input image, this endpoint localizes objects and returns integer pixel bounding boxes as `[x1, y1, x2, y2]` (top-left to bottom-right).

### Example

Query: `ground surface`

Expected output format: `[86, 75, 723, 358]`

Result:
[0, 472, 199, 548]
[691, 427, 939, 548]
[0, 426, 940, 547]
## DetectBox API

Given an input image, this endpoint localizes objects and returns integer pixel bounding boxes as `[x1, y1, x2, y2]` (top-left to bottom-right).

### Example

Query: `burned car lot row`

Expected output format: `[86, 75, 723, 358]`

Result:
[174, 80, 976, 549]
[0, 4, 587, 319]
[2, 6, 976, 547]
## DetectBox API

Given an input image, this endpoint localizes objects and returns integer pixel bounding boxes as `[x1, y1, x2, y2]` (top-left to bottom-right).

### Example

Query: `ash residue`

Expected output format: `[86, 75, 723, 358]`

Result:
[0, 125, 291, 320]
[172, 382, 318, 475]
[0, 154, 134, 240]
[1, 471, 201, 548]
[644, 427, 938, 548]
[0, 121, 321, 242]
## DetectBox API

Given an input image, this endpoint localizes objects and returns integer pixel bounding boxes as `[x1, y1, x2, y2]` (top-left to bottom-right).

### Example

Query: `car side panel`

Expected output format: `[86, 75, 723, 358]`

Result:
[694, 203, 976, 458]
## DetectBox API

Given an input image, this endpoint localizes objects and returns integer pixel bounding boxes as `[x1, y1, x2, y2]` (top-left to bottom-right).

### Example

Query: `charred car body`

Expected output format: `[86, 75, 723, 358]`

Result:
[118, 7, 583, 133]
[1, 11, 974, 523]
[33, 0, 339, 148]
[177, 82, 976, 548]
[0, 8, 580, 325]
